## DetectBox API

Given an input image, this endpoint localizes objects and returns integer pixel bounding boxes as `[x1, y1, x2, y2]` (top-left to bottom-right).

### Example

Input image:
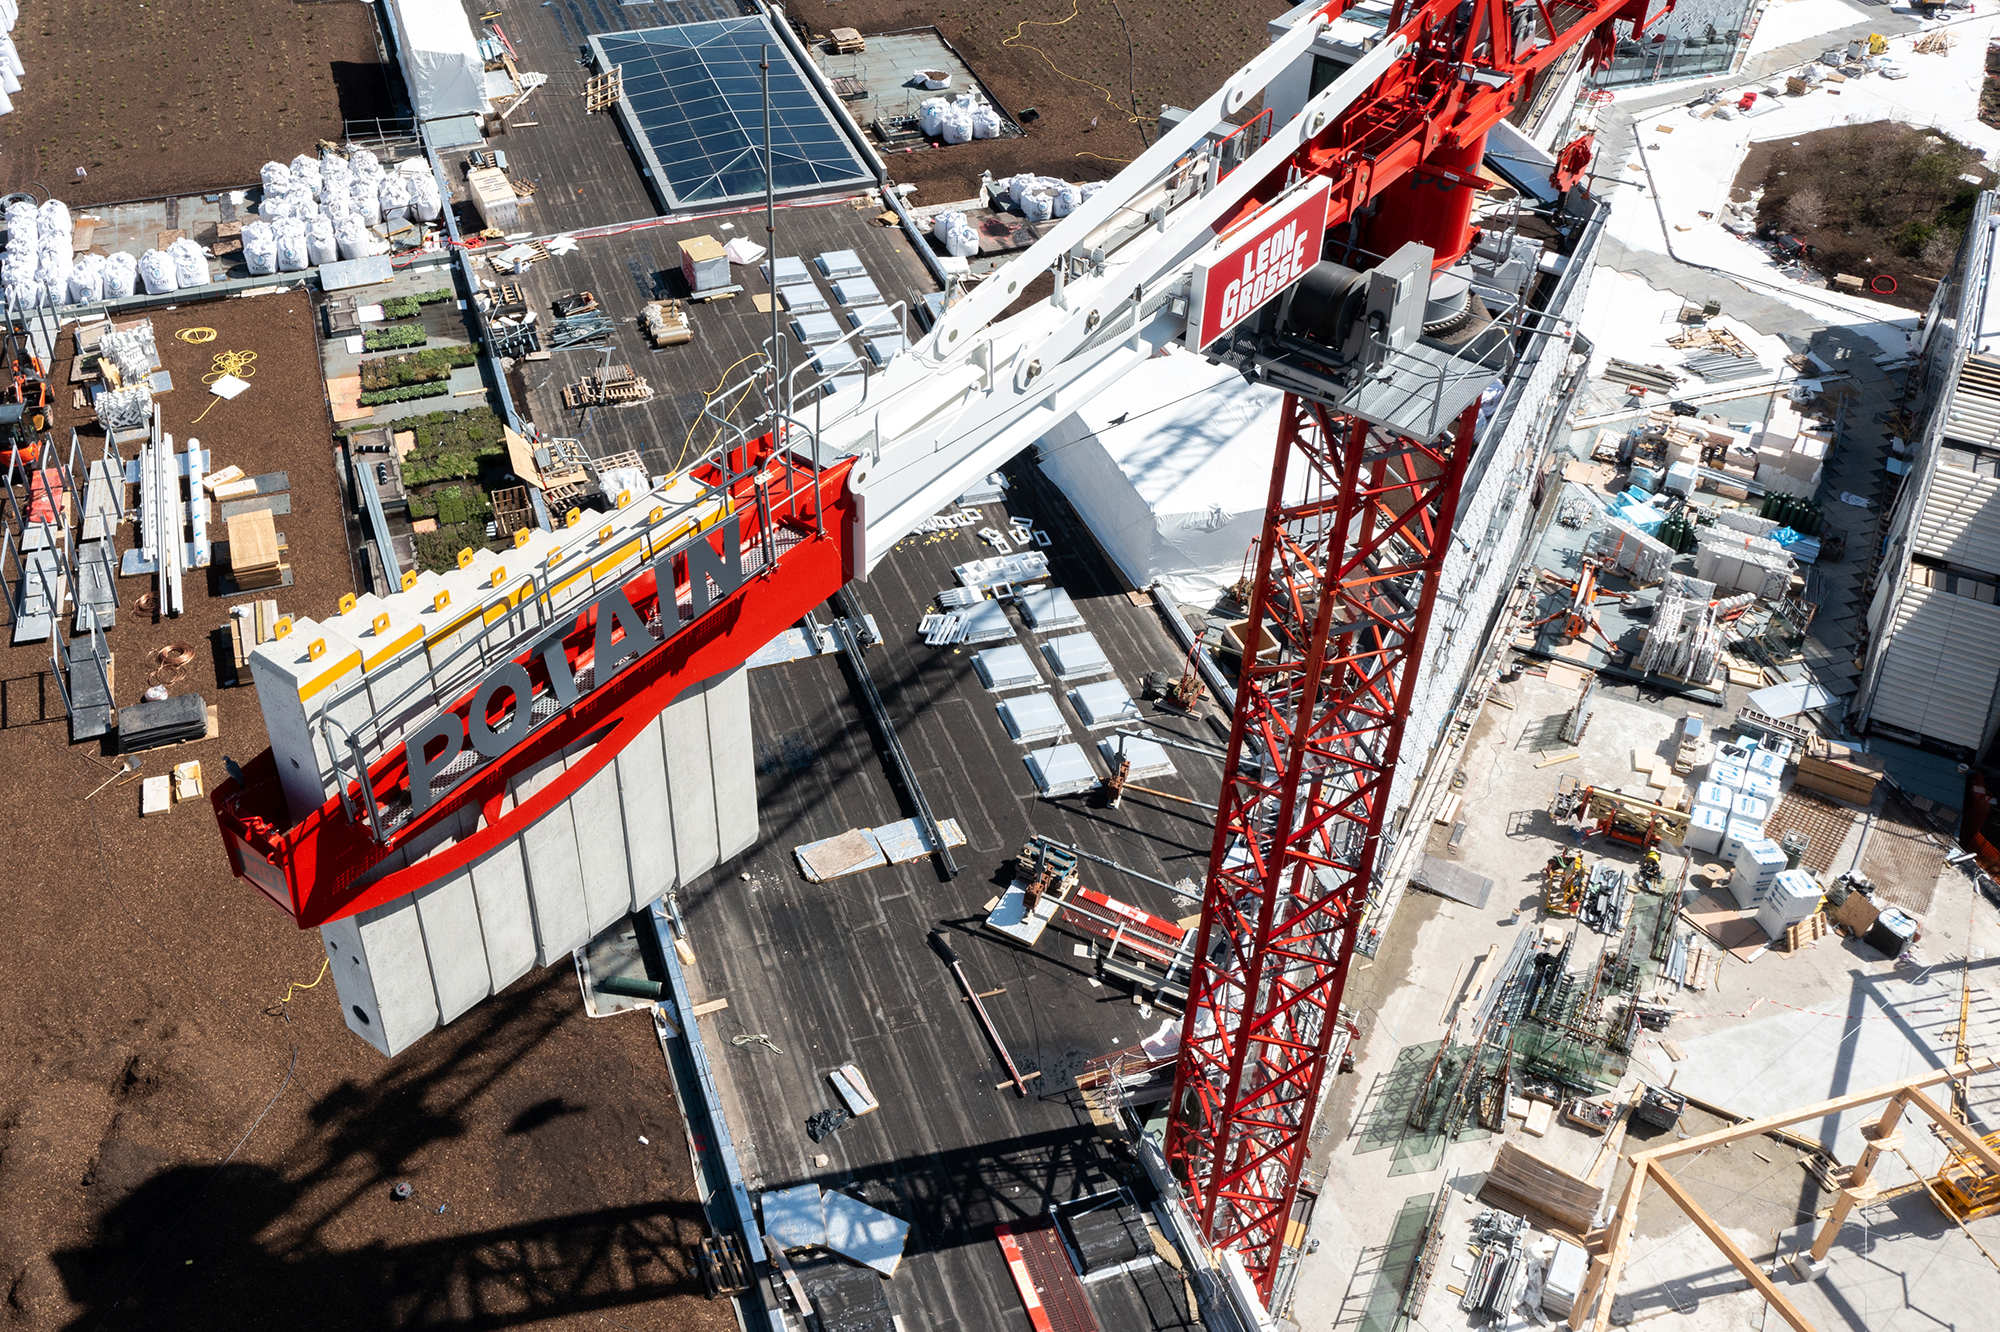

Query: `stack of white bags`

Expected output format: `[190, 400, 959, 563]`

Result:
[996, 174, 1101, 223]
[919, 93, 1005, 145]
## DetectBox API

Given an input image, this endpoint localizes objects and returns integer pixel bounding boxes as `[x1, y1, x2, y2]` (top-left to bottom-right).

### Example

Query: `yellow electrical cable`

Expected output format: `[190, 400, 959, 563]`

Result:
[281, 958, 330, 1006]
[201, 349, 258, 384]
[1002, 0, 1142, 126]
[1075, 152, 1134, 165]
[191, 349, 258, 424]
[176, 327, 218, 344]
[673, 352, 765, 473]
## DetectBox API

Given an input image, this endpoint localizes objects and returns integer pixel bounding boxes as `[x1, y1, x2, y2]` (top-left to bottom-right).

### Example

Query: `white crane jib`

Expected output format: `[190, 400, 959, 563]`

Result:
[801, 15, 1411, 573]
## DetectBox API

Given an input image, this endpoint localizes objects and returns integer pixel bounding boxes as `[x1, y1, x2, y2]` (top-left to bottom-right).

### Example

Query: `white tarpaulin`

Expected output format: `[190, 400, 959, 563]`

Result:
[1034, 346, 1300, 598]
[384, 0, 486, 122]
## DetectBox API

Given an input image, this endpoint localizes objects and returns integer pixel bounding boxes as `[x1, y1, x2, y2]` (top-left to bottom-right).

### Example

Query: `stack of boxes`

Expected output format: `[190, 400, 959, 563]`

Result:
[1729, 839, 1788, 906]
[1688, 779, 1732, 855]
[1749, 399, 1831, 500]
[1754, 867, 1824, 940]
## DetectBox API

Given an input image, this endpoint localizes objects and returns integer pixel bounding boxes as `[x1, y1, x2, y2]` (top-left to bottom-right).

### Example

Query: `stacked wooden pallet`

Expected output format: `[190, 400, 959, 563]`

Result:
[1785, 911, 1830, 952]
[828, 27, 866, 53]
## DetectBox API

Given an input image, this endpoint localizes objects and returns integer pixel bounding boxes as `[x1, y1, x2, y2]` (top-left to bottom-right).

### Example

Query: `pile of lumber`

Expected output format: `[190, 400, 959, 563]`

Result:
[226, 509, 285, 591]
[1667, 326, 1752, 358]
[827, 26, 866, 53]
[227, 598, 284, 681]
[1478, 1142, 1605, 1235]
[1794, 744, 1884, 804]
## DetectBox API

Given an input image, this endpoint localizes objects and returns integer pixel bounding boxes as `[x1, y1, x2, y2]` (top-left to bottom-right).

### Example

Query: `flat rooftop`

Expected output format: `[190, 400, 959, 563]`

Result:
[429, 0, 940, 480]
[681, 460, 1234, 1332]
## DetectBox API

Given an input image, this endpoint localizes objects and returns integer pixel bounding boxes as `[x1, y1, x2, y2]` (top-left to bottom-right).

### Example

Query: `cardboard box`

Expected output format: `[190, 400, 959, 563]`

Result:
[679, 235, 729, 294]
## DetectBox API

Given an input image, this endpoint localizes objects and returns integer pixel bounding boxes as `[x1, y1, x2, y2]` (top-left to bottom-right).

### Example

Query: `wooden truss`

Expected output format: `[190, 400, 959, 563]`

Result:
[1572, 1059, 2000, 1332]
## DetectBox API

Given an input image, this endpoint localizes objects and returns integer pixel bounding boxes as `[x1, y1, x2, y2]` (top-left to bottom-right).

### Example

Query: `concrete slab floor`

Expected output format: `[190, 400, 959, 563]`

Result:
[1284, 668, 2000, 1332]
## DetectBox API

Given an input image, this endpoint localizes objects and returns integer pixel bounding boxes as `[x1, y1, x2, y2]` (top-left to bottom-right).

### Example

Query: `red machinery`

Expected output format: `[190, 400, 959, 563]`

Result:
[214, 0, 1667, 1304]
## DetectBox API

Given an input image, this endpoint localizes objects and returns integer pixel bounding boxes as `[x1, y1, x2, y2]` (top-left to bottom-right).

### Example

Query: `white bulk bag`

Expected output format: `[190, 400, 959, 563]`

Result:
[918, 97, 947, 138]
[350, 178, 382, 225]
[306, 214, 338, 267]
[104, 250, 139, 297]
[138, 248, 179, 295]
[37, 198, 69, 241]
[347, 145, 382, 179]
[377, 174, 412, 223]
[259, 160, 292, 195]
[37, 239, 70, 293]
[0, 34, 23, 78]
[241, 222, 277, 276]
[932, 210, 979, 259]
[289, 153, 323, 197]
[939, 104, 973, 145]
[275, 220, 309, 272]
[5, 277, 40, 313]
[409, 172, 443, 223]
[67, 253, 105, 305]
[1052, 183, 1082, 218]
[335, 215, 370, 262]
[0, 83, 13, 113]
[5, 197, 34, 241]
[3, 240, 35, 285]
[169, 236, 210, 287]
[971, 105, 1003, 140]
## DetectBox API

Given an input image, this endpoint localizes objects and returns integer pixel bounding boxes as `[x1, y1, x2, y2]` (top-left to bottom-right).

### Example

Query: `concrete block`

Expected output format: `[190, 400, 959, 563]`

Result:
[707, 668, 758, 862]
[467, 836, 537, 992]
[568, 741, 636, 935]
[413, 868, 493, 1025]
[320, 896, 441, 1057]
[511, 747, 590, 965]
[616, 711, 679, 909]
[663, 676, 720, 881]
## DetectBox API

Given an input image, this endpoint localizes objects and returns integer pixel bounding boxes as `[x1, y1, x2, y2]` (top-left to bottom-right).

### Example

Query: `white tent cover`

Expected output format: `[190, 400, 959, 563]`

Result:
[1034, 346, 1302, 599]
[386, 0, 486, 122]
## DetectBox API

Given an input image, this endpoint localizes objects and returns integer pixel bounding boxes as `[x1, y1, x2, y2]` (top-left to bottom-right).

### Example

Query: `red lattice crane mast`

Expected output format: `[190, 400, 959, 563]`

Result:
[1162, 0, 1667, 1297]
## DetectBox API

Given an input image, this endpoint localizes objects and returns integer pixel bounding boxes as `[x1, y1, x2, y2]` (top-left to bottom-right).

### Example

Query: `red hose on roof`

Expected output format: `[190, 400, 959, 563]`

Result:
[1871, 274, 1898, 295]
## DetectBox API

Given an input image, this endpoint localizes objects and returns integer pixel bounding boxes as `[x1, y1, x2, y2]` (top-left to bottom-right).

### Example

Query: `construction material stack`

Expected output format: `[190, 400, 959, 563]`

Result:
[226, 509, 283, 590]
[1754, 868, 1823, 940]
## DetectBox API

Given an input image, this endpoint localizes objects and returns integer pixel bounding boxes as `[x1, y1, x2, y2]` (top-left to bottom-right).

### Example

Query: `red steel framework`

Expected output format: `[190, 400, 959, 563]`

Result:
[1166, 395, 1475, 1293]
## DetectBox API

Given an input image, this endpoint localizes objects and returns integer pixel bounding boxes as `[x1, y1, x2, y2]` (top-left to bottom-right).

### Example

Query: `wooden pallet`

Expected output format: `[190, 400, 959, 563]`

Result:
[1785, 912, 1830, 953]
[827, 27, 866, 53]
[584, 65, 623, 113]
